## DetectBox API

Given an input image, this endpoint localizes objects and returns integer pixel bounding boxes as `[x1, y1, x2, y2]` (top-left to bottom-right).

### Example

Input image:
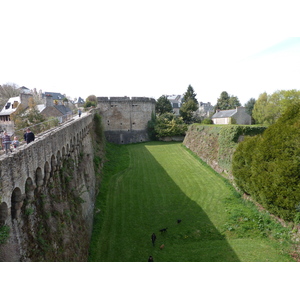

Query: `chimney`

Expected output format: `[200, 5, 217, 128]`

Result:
[46, 94, 54, 107]
[20, 93, 33, 109]
[236, 106, 245, 112]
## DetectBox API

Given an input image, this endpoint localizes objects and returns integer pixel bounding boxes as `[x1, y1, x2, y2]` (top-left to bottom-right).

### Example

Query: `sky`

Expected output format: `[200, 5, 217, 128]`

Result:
[1, 0, 300, 106]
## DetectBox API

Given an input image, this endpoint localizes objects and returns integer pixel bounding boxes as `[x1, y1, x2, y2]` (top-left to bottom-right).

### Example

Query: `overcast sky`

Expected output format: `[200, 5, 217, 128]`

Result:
[1, 0, 300, 105]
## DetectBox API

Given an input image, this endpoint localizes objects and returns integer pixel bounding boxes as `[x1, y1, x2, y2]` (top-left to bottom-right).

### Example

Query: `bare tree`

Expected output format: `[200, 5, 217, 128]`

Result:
[0, 82, 20, 109]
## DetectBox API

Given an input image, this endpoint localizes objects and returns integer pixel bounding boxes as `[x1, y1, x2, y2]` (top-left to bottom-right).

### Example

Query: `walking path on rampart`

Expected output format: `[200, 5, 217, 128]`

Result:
[0, 110, 89, 157]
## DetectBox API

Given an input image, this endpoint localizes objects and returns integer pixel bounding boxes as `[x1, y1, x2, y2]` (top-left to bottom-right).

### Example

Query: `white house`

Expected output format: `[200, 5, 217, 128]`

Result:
[0, 94, 32, 134]
[166, 95, 183, 115]
[211, 107, 251, 125]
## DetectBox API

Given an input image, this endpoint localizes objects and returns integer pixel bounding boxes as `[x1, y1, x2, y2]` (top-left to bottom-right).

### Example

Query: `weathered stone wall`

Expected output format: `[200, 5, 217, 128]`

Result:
[97, 97, 156, 144]
[183, 124, 266, 179]
[0, 111, 103, 261]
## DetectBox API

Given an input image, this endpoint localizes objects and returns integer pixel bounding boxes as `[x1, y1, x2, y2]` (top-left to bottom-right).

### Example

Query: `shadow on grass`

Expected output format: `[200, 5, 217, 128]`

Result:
[140, 142, 240, 262]
[89, 142, 240, 262]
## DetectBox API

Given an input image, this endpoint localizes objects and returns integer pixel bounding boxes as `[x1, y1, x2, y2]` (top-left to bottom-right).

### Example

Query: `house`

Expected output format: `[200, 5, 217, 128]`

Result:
[73, 97, 85, 107]
[166, 95, 183, 115]
[42, 92, 67, 104]
[211, 107, 251, 125]
[39, 94, 72, 123]
[0, 93, 32, 134]
[197, 102, 214, 118]
[18, 86, 32, 94]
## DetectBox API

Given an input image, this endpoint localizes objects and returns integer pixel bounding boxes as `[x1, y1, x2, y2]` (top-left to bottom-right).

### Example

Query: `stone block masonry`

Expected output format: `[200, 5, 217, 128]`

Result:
[0, 111, 100, 261]
[0, 94, 156, 261]
[97, 96, 156, 144]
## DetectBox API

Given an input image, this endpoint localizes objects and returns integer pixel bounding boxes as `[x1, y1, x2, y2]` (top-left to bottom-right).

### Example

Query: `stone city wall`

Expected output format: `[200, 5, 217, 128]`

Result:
[0, 111, 100, 261]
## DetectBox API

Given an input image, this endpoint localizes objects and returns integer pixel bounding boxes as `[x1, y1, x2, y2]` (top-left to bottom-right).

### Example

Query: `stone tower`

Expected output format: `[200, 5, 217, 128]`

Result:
[97, 96, 156, 144]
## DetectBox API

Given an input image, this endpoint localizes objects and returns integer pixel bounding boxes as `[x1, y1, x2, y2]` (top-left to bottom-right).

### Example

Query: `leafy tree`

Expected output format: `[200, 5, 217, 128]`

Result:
[253, 89, 300, 126]
[179, 99, 198, 123]
[11, 97, 46, 134]
[252, 90, 300, 125]
[215, 91, 241, 110]
[278, 89, 300, 112]
[182, 84, 198, 106]
[252, 92, 269, 125]
[179, 85, 199, 123]
[155, 95, 173, 115]
[84, 95, 97, 108]
[154, 113, 187, 137]
[233, 102, 300, 221]
[228, 95, 241, 109]
[245, 98, 256, 124]
[147, 111, 157, 140]
[245, 98, 256, 116]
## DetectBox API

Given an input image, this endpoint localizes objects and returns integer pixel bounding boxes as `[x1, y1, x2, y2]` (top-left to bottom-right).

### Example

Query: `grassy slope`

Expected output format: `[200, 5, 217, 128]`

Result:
[89, 142, 294, 262]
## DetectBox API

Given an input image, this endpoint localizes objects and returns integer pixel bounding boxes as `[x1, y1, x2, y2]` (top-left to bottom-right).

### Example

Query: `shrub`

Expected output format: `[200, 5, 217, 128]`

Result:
[154, 113, 187, 137]
[232, 102, 300, 221]
[202, 118, 213, 124]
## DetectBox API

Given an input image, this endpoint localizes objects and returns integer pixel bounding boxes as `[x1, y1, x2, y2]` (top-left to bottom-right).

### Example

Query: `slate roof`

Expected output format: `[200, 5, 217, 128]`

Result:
[44, 92, 65, 100]
[55, 105, 72, 115]
[212, 109, 236, 119]
[74, 97, 85, 104]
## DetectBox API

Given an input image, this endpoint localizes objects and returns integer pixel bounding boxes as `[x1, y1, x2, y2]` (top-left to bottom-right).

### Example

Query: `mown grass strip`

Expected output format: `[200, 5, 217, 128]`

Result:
[89, 141, 295, 262]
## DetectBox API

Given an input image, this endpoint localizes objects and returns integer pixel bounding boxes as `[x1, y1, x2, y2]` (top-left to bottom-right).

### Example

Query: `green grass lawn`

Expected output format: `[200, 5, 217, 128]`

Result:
[89, 141, 296, 262]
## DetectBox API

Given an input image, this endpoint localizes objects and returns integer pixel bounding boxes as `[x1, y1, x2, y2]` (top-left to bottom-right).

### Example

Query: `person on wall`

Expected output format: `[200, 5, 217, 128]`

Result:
[2, 131, 12, 154]
[12, 136, 20, 149]
[25, 128, 35, 144]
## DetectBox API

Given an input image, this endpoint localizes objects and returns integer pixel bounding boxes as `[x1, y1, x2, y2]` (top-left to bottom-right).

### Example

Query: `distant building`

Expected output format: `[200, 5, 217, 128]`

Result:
[18, 86, 31, 94]
[42, 92, 66, 104]
[73, 97, 85, 107]
[39, 94, 72, 123]
[0, 93, 32, 134]
[197, 102, 215, 118]
[166, 95, 183, 115]
[211, 107, 251, 125]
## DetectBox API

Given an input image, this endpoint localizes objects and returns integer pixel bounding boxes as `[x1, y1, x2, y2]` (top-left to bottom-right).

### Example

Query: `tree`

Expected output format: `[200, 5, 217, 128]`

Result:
[11, 97, 46, 134]
[0, 82, 20, 109]
[84, 95, 97, 108]
[252, 90, 300, 125]
[155, 95, 173, 115]
[147, 111, 157, 140]
[245, 98, 256, 124]
[182, 84, 198, 106]
[180, 85, 199, 123]
[233, 102, 300, 221]
[215, 91, 241, 110]
[252, 92, 268, 125]
[228, 95, 241, 108]
[154, 113, 187, 137]
[179, 100, 198, 123]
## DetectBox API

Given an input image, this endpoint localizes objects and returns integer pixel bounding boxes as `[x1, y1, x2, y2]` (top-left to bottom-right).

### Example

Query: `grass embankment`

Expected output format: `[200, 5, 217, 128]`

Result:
[89, 142, 295, 262]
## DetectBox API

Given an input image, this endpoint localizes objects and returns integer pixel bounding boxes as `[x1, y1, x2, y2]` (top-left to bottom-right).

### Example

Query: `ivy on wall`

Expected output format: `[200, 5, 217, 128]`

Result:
[186, 124, 266, 174]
